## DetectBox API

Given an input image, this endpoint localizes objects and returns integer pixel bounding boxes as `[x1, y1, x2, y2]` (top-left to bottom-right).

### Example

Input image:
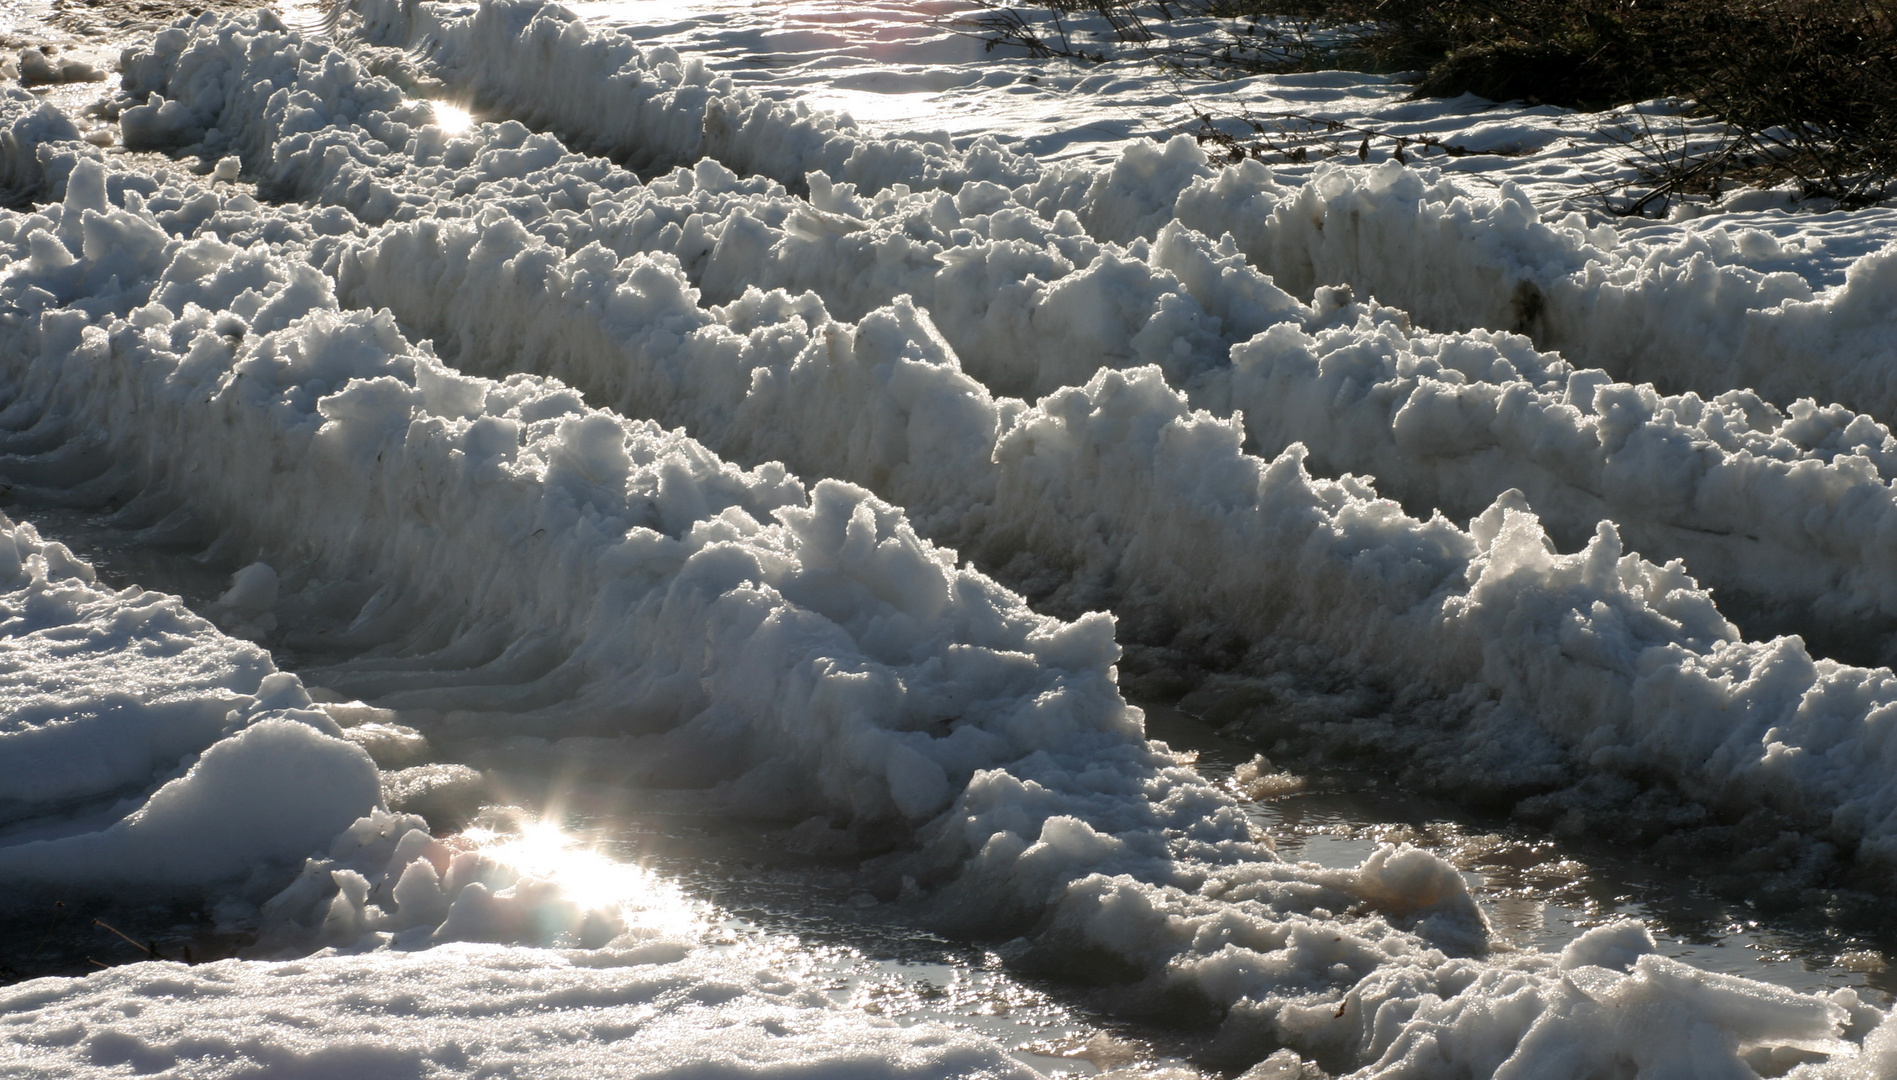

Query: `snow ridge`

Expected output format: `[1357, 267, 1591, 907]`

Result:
[72, 12, 1897, 879]
[347, 0, 1897, 433]
[0, 6, 1894, 1078]
[105, 16, 1897, 667]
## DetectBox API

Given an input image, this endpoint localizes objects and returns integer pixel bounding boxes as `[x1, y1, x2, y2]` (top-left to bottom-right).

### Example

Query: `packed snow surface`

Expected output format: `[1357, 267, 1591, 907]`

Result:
[2, 945, 1045, 1079]
[1, 0, 1897, 1077]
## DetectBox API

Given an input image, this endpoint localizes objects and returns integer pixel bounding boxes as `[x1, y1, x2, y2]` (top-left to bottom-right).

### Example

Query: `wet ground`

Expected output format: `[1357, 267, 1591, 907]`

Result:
[4, 496, 1893, 1076]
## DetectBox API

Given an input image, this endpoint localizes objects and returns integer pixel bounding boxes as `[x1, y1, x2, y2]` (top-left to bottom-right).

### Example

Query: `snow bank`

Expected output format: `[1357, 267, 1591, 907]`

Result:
[333, 0, 1897, 431]
[333, 158, 1897, 657]
[112, 13, 1897, 664]
[337, 0, 1897, 428]
[337, 209, 1897, 874]
[1194, 310, 1897, 658]
[1170, 157, 1897, 426]
[111, 10, 1312, 400]
[96, 13, 1897, 875]
[0, 159, 1145, 838]
[0, 156, 1280, 1022]
[0, 147, 1558, 1080]
[0, 513, 379, 887]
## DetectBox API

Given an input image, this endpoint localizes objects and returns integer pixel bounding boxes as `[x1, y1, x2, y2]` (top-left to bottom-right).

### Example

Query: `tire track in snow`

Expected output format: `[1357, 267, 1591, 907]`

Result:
[89, 17, 1897, 883]
[110, 7, 1897, 665]
[0, 13, 1893, 1077]
[345, 0, 1897, 434]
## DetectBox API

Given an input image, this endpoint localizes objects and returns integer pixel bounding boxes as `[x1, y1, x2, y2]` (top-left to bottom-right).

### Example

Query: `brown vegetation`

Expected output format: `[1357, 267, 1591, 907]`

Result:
[960, 0, 1897, 207]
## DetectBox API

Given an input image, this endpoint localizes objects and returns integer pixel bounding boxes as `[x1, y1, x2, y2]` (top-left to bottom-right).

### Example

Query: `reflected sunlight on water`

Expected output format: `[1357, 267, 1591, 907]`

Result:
[461, 816, 706, 939]
[429, 101, 475, 134]
[800, 88, 940, 129]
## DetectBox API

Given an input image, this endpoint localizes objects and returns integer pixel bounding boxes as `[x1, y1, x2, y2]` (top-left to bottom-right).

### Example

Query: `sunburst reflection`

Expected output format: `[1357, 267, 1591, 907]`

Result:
[457, 815, 704, 941]
[429, 101, 475, 134]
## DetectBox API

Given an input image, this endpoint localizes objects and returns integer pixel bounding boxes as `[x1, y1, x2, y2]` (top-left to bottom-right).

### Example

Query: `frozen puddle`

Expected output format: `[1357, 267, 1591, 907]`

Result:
[5, 0, 1897, 1076]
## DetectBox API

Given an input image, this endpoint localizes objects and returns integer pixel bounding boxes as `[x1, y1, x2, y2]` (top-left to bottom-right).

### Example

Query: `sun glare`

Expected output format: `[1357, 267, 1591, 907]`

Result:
[465, 817, 702, 937]
[430, 102, 475, 135]
[801, 88, 937, 130]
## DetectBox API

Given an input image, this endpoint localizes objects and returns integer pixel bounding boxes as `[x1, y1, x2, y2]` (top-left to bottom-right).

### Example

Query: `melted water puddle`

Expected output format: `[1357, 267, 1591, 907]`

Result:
[458, 766, 1191, 1077]
[1143, 705, 1897, 1001]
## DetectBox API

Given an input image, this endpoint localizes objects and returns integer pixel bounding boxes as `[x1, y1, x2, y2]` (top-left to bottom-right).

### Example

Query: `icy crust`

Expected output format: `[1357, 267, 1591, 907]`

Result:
[101, 14, 1897, 660]
[89, 15, 1897, 874]
[0, 514, 380, 886]
[0, 945, 1040, 1080]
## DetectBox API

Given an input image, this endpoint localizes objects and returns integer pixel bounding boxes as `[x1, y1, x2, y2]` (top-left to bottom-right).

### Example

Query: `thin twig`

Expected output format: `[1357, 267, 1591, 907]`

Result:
[93, 918, 159, 958]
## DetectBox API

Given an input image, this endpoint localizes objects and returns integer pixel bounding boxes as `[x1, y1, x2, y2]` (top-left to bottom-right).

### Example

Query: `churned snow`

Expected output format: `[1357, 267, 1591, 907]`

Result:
[1, 1, 1896, 1078]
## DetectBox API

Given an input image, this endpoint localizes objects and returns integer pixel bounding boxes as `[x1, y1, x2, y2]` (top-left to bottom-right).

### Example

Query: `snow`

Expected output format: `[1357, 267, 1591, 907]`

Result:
[0, 160, 1142, 836]
[0, 512, 379, 886]
[0, 945, 1041, 1079]
[78, 9, 1897, 878]
[0, 0, 1896, 1077]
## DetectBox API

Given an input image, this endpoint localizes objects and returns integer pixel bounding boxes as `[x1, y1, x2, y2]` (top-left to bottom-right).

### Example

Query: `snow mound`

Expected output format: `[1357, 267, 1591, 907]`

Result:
[0, 513, 379, 887]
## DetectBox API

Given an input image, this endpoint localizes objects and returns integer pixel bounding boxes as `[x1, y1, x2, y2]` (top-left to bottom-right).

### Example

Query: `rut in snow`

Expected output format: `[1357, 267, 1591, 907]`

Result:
[0, 7, 1894, 1079]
